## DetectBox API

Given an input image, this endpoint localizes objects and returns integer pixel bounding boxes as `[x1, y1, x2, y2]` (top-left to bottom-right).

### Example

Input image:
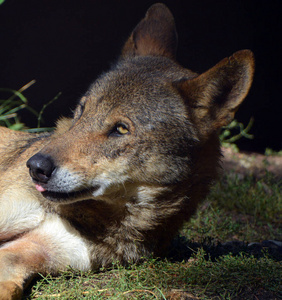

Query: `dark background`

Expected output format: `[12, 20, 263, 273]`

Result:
[0, 0, 281, 153]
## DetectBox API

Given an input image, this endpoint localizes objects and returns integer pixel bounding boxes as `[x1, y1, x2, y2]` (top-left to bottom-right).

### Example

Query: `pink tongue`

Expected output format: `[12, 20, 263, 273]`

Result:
[35, 184, 47, 192]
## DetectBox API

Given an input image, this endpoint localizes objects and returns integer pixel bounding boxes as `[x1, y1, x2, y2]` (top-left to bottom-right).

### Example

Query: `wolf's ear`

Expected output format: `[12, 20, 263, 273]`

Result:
[177, 50, 255, 138]
[121, 3, 177, 59]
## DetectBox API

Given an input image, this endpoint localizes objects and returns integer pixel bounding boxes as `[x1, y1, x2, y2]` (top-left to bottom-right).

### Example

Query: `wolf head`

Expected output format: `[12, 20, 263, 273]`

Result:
[26, 4, 254, 205]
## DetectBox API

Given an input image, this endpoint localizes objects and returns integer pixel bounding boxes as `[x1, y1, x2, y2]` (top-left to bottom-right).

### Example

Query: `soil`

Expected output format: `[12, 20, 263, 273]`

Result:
[221, 146, 282, 180]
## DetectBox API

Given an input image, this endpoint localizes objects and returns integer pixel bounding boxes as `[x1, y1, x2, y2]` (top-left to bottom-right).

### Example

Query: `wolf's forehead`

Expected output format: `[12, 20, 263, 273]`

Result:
[89, 56, 195, 98]
[83, 58, 196, 124]
[90, 71, 183, 106]
[88, 77, 184, 117]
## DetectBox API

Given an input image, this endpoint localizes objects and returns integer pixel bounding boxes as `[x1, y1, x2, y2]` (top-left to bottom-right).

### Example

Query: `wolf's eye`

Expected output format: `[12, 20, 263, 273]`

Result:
[117, 124, 129, 134]
[109, 123, 129, 137]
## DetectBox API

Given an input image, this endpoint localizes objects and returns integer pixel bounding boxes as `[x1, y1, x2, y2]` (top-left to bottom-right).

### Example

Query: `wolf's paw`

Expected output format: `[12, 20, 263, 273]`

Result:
[0, 281, 23, 300]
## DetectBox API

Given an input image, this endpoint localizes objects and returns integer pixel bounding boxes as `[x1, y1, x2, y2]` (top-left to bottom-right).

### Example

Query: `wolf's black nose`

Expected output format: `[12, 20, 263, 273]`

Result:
[26, 153, 56, 183]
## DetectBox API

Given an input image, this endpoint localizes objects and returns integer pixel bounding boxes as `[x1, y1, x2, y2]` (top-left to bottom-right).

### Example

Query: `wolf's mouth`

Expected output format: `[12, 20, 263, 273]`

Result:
[41, 188, 97, 203]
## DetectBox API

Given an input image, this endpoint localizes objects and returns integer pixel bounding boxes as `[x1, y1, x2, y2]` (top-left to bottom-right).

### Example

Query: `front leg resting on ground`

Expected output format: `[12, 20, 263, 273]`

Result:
[0, 215, 91, 300]
[0, 234, 51, 300]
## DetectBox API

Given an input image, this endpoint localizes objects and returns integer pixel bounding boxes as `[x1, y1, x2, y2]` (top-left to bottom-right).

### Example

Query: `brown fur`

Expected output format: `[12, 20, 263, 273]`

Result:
[0, 3, 254, 299]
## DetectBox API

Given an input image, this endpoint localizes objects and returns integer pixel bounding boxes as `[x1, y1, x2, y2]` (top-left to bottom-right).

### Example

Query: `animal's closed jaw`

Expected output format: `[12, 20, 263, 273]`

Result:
[32, 178, 101, 203]
[40, 187, 99, 203]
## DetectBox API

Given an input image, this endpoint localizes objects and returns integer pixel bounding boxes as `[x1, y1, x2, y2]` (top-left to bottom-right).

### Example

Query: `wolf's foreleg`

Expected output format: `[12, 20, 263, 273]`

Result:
[0, 214, 91, 300]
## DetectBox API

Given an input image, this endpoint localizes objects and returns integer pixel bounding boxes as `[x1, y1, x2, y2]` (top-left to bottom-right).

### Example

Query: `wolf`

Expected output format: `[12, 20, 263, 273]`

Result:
[0, 3, 254, 299]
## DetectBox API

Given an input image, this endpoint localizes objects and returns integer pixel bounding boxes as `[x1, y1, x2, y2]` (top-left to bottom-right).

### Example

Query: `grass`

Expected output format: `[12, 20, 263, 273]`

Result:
[219, 118, 254, 151]
[0, 81, 37, 130]
[28, 251, 281, 299]
[183, 174, 282, 243]
[0, 81, 58, 132]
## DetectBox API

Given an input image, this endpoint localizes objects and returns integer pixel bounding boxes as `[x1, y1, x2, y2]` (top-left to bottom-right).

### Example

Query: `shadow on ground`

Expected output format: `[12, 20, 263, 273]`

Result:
[168, 236, 282, 262]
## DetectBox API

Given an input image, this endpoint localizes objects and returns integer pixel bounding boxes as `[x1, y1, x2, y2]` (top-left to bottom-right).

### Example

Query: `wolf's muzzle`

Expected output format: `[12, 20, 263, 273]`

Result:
[26, 153, 56, 183]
